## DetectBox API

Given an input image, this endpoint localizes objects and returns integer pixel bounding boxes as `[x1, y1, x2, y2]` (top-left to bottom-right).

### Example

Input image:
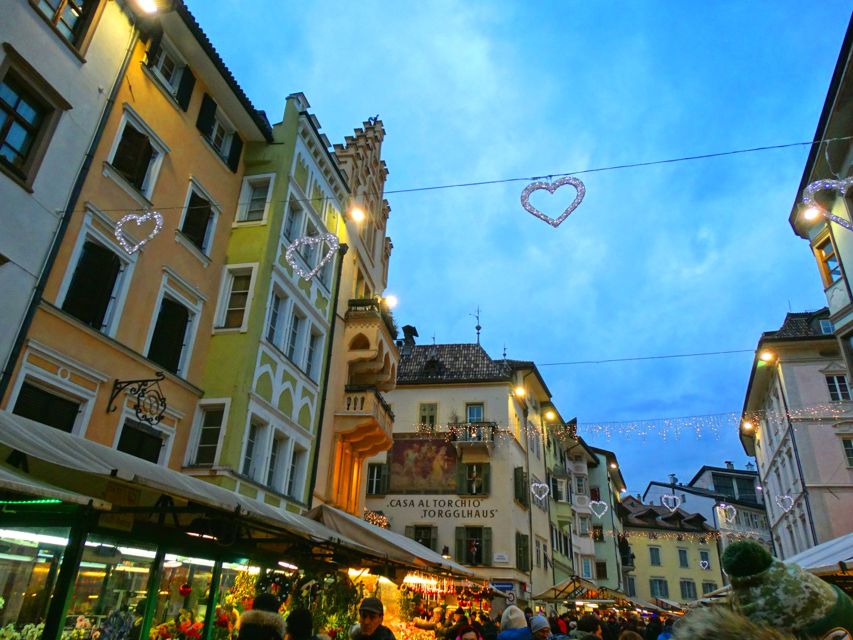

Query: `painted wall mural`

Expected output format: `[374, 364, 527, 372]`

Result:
[389, 437, 457, 492]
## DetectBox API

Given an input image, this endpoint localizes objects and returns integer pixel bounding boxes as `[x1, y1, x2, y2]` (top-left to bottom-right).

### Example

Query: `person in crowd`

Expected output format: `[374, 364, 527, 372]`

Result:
[641, 616, 660, 640]
[555, 614, 568, 637]
[350, 598, 397, 640]
[285, 608, 314, 640]
[446, 608, 469, 640]
[655, 619, 672, 640]
[529, 615, 552, 640]
[523, 609, 534, 628]
[239, 593, 285, 640]
[497, 606, 532, 640]
[477, 612, 498, 640]
[454, 625, 483, 640]
[617, 633, 642, 640]
[568, 615, 601, 640]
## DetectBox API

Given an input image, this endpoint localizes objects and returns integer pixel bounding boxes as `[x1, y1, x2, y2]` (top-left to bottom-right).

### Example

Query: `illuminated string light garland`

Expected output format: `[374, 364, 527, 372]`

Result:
[363, 509, 390, 528]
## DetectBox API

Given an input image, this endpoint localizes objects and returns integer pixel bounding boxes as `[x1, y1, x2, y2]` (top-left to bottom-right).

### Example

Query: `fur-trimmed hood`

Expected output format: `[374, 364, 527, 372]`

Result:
[239, 609, 286, 640]
[674, 607, 796, 640]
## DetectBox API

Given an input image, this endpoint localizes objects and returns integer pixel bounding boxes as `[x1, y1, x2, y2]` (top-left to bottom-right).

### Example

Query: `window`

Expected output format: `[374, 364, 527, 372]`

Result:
[701, 582, 718, 595]
[595, 561, 608, 580]
[535, 539, 541, 567]
[592, 526, 604, 542]
[12, 380, 79, 432]
[242, 421, 260, 479]
[459, 462, 490, 496]
[409, 526, 437, 552]
[266, 436, 284, 490]
[219, 268, 252, 329]
[699, 550, 711, 569]
[456, 526, 491, 566]
[649, 579, 669, 598]
[116, 418, 164, 464]
[300, 222, 319, 266]
[145, 33, 194, 110]
[815, 237, 841, 287]
[0, 47, 70, 187]
[678, 548, 689, 568]
[61, 240, 124, 331]
[466, 403, 484, 422]
[820, 319, 835, 334]
[147, 297, 191, 375]
[575, 475, 586, 495]
[283, 198, 303, 240]
[513, 466, 529, 506]
[419, 403, 437, 429]
[286, 311, 304, 361]
[181, 189, 216, 254]
[33, 0, 101, 47]
[680, 580, 697, 600]
[108, 109, 168, 200]
[844, 438, 853, 466]
[193, 405, 224, 465]
[649, 546, 661, 566]
[514, 531, 529, 571]
[305, 330, 322, 380]
[626, 576, 636, 597]
[581, 557, 593, 579]
[266, 291, 287, 347]
[238, 176, 271, 222]
[826, 375, 851, 401]
[577, 516, 590, 536]
[286, 446, 307, 499]
[590, 486, 601, 501]
[195, 93, 242, 171]
[366, 463, 388, 495]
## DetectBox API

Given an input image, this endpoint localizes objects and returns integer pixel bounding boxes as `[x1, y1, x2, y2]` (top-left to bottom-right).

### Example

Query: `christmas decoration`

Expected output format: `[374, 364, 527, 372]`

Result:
[530, 482, 550, 500]
[179, 583, 192, 597]
[364, 509, 390, 528]
[115, 211, 164, 254]
[589, 500, 609, 519]
[699, 560, 710, 570]
[775, 495, 794, 513]
[719, 503, 738, 524]
[520, 176, 586, 228]
[285, 233, 339, 280]
[661, 494, 681, 512]
[801, 177, 853, 231]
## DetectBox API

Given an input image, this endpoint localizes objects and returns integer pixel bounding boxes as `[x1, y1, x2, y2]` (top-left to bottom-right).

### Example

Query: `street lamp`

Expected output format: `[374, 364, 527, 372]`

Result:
[133, 0, 160, 12]
[514, 385, 526, 398]
[545, 410, 556, 421]
[349, 206, 366, 223]
[759, 350, 776, 363]
[383, 294, 398, 309]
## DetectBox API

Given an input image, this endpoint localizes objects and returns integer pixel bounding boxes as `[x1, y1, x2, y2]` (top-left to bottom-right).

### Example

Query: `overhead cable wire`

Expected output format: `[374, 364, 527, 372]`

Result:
[538, 348, 755, 366]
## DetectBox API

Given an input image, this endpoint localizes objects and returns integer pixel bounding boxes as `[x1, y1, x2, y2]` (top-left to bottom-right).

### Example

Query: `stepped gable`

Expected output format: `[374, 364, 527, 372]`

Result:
[397, 344, 514, 385]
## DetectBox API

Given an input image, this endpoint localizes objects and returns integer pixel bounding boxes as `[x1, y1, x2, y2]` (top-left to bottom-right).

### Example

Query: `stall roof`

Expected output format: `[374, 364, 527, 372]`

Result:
[531, 576, 598, 601]
[0, 463, 111, 510]
[305, 504, 475, 578]
[785, 532, 853, 575]
[0, 411, 375, 555]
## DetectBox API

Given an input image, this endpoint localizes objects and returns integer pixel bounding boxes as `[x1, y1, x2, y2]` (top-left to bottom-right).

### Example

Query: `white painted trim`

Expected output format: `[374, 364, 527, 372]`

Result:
[113, 403, 176, 467]
[161, 265, 207, 303]
[56, 207, 138, 338]
[235, 173, 276, 225]
[213, 262, 258, 333]
[147, 35, 187, 97]
[176, 177, 221, 256]
[106, 104, 170, 200]
[185, 397, 232, 467]
[25, 339, 110, 382]
[143, 273, 204, 378]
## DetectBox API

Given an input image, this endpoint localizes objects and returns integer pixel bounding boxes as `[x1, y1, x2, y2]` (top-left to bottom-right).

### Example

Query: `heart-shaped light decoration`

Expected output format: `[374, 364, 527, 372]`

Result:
[801, 177, 853, 231]
[661, 494, 681, 512]
[720, 504, 737, 524]
[775, 495, 794, 513]
[699, 560, 710, 570]
[285, 232, 340, 281]
[114, 211, 164, 254]
[520, 176, 586, 228]
[589, 500, 609, 519]
[530, 482, 550, 500]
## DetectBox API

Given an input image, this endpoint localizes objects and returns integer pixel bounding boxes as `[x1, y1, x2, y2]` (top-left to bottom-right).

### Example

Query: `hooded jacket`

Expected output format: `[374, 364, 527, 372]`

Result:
[496, 628, 532, 640]
[238, 609, 286, 640]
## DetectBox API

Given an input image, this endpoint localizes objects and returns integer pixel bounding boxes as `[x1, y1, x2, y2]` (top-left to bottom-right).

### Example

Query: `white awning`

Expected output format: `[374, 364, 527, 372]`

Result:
[0, 410, 374, 554]
[305, 503, 475, 577]
[0, 463, 111, 510]
[532, 576, 599, 601]
[785, 532, 853, 575]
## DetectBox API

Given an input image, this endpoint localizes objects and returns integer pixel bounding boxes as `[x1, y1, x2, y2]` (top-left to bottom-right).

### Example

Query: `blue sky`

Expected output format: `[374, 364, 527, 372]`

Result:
[186, 1, 850, 494]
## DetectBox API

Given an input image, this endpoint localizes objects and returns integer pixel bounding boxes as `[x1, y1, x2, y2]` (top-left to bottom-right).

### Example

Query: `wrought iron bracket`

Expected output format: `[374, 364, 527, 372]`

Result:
[107, 372, 167, 425]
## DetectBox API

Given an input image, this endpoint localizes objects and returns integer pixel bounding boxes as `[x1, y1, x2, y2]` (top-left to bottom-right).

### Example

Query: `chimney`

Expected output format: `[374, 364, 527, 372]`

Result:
[401, 325, 418, 357]
[725, 460, 734, 470]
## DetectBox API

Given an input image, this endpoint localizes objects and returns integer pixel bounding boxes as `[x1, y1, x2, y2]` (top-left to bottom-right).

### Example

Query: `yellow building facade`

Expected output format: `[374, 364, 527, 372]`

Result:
[1, 3, 271, 468]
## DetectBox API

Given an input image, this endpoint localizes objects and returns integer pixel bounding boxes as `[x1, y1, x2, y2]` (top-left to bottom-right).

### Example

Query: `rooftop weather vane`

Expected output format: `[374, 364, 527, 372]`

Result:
[471, 306, 482, 344]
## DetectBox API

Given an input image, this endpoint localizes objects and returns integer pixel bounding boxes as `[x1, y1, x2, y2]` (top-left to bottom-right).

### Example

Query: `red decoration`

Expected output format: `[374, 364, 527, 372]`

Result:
[179, 583, 192, 597]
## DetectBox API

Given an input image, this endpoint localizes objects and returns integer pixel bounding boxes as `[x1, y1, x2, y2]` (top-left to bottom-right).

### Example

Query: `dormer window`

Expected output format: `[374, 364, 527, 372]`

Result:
[819, 319, 835, 335]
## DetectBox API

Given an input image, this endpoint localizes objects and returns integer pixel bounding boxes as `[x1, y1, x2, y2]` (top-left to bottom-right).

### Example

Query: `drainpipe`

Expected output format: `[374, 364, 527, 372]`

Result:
[0, 17, 140, 402]
[774, 367, 819, 546]
[604, 468, 620, 590]
[307, 243, 349, 505]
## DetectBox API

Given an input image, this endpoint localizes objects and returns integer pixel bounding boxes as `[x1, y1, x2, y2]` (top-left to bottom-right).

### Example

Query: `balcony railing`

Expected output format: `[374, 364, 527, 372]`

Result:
[338, 385, 395, 436]
[346, 298, 398, 339]
[449, 422, 499, 443]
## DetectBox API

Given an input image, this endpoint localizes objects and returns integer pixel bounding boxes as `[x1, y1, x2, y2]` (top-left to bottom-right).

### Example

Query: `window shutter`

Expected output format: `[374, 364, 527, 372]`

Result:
[430, 526, 438, 552]
[482, 528, 493, 566]
[456, 462, 466, 494]
[514, 466, 523, 501]
[405, 526, 414, 540]
[196, 93, 216, 137]
[483, 463, 491, 495]
[146, 28, 163, 68]
[455, 527, 465, 562]
[522, 535, 530, 571]
[379, 464, 389, 493]
[515, 532, 523, 570]
[175, 67, 196, 111]
[227, 133, 243, 172]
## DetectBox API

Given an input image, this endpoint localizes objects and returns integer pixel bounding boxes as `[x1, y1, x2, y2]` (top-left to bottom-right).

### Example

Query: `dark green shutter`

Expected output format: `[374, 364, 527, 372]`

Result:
[405, 526, 414, 540]
[514, 467, 523, 501]
[430, 526, 438, 552]
[520, 534, 530, 571]
[456, 462, 467, 494]
[175, 67, 196, 111]
[483, 528, 493, 566]
[227, 134, 243, 172]
[515, 532, 523, 570]
[455, 527, 465, 563]
[196, 93, 216, 137]
[146, 28, 162, 68]
[379, 464, 389, 493]
[483, 463, 491, 495]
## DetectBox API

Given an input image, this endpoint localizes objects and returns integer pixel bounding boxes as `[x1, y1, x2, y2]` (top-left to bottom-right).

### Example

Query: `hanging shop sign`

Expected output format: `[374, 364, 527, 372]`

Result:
[107, 372, 168, 425]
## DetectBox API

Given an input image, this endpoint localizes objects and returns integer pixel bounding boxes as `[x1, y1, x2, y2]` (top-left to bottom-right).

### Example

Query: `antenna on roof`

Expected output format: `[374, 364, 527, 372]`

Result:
[503, 344, 507, 358]
[470, 306, 482, 345]
[432, 332, 436, 345]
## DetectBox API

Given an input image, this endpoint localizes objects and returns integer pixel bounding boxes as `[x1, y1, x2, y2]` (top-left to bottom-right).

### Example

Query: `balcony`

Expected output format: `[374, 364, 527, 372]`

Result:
[619, 537, 635, 572]
[334, 385, 395, 450]
[551, 463, 572, 479]
[343, 299, 399, 391]
[450, 422, 499, 453]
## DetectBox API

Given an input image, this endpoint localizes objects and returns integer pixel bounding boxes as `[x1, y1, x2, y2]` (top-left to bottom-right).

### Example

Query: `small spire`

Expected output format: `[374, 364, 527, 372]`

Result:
[503, 344, 507, 358]
[470, 306, 482, 345]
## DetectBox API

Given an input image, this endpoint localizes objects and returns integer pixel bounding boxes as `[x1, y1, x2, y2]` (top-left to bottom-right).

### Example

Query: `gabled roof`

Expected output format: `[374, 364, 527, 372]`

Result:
[397, 343, 514, 385]
[622, 499, 715, 533]
[643, 481, 764, 510]
[760, 309, 833, 341]
[686, 465, 757, 487]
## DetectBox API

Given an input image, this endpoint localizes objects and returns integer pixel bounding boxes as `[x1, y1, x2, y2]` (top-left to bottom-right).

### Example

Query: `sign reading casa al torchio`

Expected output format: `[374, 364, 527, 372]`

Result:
[386, 497, 498, 519]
